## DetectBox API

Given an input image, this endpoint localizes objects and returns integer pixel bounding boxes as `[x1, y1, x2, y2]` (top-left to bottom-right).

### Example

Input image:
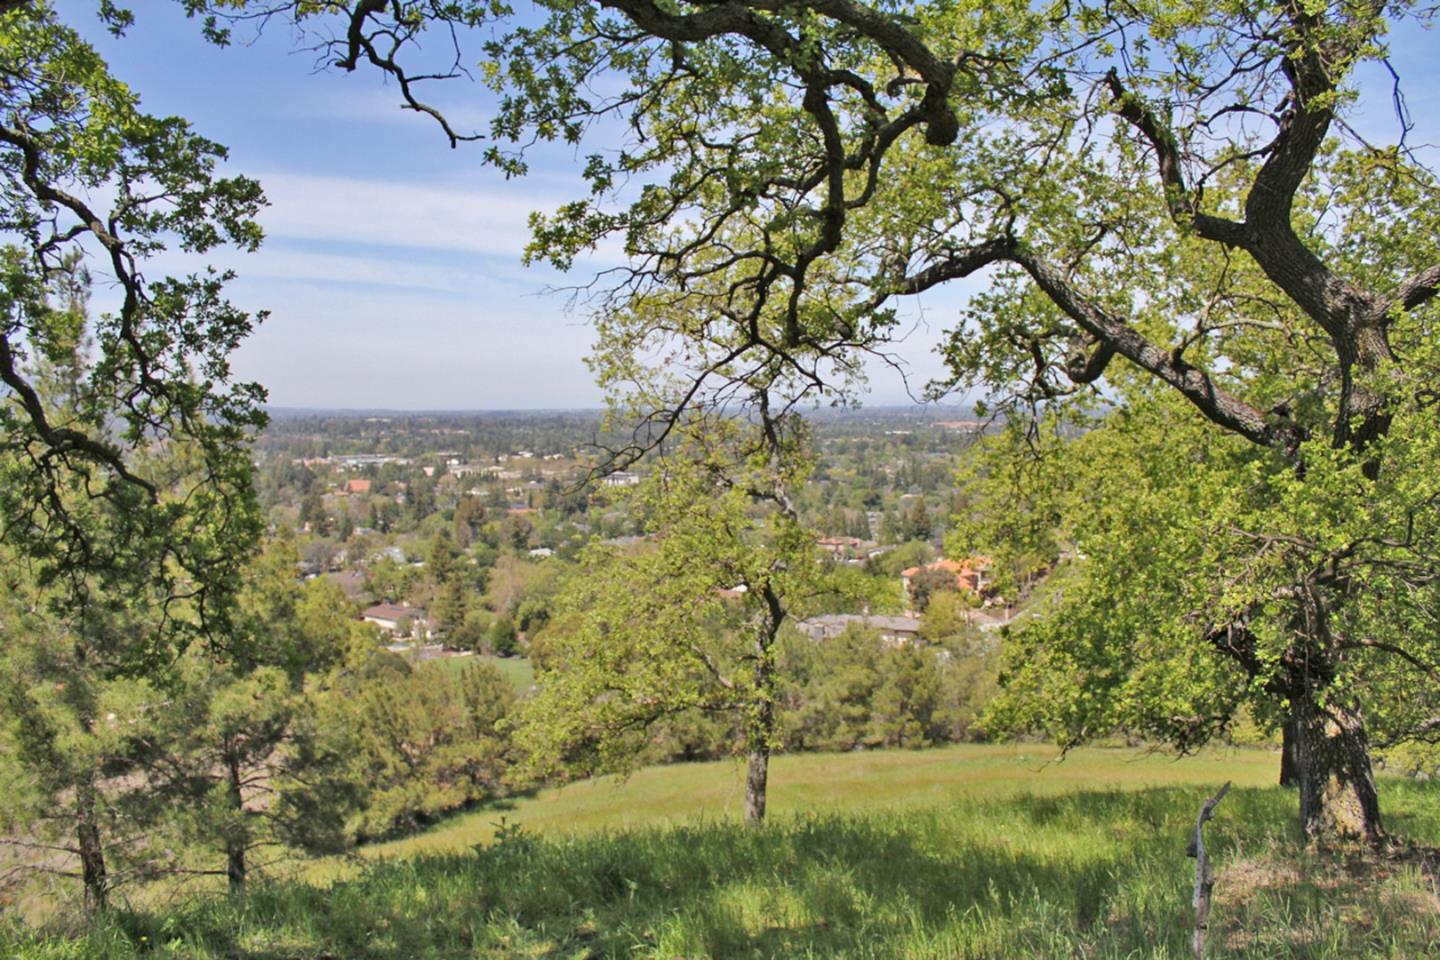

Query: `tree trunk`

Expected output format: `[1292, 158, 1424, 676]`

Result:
[1291, 693, 1383, 844]
[744, 745, 769, 825]
[1279, 716, 1300, 788]
[76, 781, 108, 914]
[742, 652, 775, 826]
[746, 579, 783, 826]
[226, 842, 246, 897]
[225, 748, 247, 895]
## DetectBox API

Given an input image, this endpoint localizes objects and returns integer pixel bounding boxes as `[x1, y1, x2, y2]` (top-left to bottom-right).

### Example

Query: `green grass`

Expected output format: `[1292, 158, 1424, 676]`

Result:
[425, 654, 535, 691]
[7, 746, 1439, 958]
[352, 743, 1279, 864]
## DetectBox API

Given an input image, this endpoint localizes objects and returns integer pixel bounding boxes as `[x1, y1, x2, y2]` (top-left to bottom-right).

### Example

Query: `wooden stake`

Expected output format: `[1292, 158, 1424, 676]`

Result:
[1187, 781, 1231, 958]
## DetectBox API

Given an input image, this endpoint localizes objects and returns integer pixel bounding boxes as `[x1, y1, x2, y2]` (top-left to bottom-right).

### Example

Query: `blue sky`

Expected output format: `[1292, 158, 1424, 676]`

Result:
[56, 3, 1439, 410]
[64, 2, 633, 409]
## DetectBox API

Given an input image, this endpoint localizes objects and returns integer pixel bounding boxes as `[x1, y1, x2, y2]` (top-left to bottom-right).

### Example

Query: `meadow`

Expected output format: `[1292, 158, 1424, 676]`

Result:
[6, 744, 1439, 959]
[349, 743, 1278, 864]
[429, 654, 536, 692]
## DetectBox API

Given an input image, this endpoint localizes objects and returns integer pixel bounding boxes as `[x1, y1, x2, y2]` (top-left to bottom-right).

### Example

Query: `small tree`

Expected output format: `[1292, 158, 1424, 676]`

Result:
[431, 577, 472, 643]
[153, 539, 358, 895]
[488, 615, 519, 657]
[903, 498, 934, 544]
[0, 580, 169, 912]
[330, 659, 517, 839]
[908, 566, 960, 614]
[517, 416, 822, 824]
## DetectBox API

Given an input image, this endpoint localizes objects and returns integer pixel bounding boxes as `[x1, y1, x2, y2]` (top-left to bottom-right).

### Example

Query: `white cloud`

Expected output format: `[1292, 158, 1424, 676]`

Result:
[277, 82, 495, 136]
[256, 171, 541, 256]
[239, 247, 537, 298]
[253, 170, 627, 266]
[103, 166, 626, 304]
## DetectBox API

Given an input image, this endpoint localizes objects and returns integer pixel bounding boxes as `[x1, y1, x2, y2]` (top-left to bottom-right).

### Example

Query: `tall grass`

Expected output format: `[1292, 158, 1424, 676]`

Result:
[5, 749, 1438, 958]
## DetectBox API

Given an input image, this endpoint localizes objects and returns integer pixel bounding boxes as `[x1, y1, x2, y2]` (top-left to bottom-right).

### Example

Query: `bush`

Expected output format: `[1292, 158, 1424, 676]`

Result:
[327, 660, 519, 840]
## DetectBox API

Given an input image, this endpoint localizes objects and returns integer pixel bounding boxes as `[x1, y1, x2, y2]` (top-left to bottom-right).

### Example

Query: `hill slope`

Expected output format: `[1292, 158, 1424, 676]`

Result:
[8, 745, 1439, 959]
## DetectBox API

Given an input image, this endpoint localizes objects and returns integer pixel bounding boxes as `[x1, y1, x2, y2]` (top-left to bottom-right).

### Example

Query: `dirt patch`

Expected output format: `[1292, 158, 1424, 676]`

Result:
[1218, 855, 1303, 896]
[1214, 845, 1440, 954]
[1383, 841, 1440, 878]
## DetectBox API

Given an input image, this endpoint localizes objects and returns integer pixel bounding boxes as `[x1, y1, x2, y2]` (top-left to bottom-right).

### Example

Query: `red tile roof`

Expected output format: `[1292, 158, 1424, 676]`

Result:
[902, 556, 992, 589]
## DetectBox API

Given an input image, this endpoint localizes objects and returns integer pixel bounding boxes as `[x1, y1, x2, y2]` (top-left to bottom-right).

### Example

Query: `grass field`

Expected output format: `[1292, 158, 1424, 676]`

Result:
[351, 742, 1281, 864]
[7, 744, 1440, 958]
[425, 653, 535, 691]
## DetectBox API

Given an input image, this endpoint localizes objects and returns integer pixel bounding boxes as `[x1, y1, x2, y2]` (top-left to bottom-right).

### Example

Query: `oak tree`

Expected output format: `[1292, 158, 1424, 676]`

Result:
[516, 415, 820, 823]
[1, 1, 267, 670]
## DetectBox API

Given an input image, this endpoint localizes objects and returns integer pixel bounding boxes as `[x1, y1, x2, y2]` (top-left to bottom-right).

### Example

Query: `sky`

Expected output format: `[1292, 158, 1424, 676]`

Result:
[51, 2, 1440, 411]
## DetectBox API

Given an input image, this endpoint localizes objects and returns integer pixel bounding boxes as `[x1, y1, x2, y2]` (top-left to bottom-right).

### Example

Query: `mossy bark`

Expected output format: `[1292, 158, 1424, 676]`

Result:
[1292, 694, 1383, 845]
[1279, 717, 1299, 788]
[225, 748, 247, 896]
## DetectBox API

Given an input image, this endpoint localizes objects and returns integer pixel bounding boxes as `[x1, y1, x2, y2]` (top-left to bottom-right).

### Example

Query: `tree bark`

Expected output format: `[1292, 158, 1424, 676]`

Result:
[745, 567, 784, 827]
[76, 780, 108, 914]
[224, 747, 247, 895]
[1291, 693, 1383, 844]
[743, 637, 775, 826]
[1279, 717, 1300, 788]
[226, 842, 246, 897]
[744, 744, 769, 825]
[1187, 782, 1231, 959]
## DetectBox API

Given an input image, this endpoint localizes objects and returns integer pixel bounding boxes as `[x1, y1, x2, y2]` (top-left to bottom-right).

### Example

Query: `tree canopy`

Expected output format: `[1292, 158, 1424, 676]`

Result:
[1, 1, 267, 667]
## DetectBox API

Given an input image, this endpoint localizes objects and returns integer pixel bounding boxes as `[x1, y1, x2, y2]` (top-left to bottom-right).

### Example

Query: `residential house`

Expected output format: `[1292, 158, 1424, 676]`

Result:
[602, 472, 641, 487]
[600, 535, 649, 548]
[362, 602, 430, 639]
[817, 536, 869, 562]
[963, 607, 1013, 632]
[385, 641, 450, 661]
[322, 569, 369, 602]
[796, 613, 924, 647]
[900, 556, 992, 598]
[375, 545, 406, 564]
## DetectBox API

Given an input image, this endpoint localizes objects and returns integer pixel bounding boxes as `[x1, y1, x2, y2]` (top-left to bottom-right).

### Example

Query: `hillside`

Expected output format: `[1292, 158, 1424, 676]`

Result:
[8, 745, 1439, 958]
[349, 743, 1279, 864]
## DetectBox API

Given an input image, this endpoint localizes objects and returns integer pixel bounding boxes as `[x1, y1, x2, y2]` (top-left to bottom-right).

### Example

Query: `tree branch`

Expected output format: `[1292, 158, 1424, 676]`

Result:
[891, 235, 1303, 454]
[1388, 261, 1440, 315]
[1104, 69, 1247, 248]
[0, 334, 159, 499]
